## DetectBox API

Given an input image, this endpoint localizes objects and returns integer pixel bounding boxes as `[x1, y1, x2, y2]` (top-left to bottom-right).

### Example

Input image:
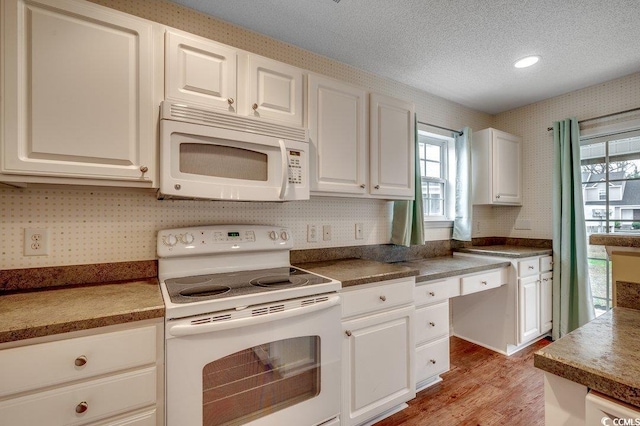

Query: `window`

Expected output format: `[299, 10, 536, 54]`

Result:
[580, 130, 640, 316]
[418, 131, 454, 221]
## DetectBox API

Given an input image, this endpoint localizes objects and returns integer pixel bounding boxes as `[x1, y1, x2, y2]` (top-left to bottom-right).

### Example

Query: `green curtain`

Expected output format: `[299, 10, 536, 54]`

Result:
[391, 115, 424, 246]
[452, 127, 472, 241]
[552, 118, 595, 340]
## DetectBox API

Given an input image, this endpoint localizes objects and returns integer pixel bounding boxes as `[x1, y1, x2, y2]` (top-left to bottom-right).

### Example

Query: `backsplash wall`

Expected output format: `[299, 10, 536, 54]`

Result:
[1, 0, 496, 269]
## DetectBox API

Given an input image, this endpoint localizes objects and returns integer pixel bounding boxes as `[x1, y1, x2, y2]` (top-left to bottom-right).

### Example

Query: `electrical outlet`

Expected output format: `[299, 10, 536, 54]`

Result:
[24, 228, 49, 256]
[307, 224, 318, 242]
[323, 225, 332, 241]
[355, 223, 363, 240]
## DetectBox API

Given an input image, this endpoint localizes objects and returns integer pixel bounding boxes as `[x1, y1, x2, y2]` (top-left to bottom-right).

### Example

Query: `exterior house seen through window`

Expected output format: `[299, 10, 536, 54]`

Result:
[418, 131, 454, 221]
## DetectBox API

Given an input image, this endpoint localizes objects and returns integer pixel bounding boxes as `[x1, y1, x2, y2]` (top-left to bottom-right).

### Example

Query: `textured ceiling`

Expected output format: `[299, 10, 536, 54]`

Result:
[166, 0, 640, 114]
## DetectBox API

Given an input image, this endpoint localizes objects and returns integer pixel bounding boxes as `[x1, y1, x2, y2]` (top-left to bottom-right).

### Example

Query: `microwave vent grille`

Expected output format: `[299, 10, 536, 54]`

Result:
[163, 102, 308, 142]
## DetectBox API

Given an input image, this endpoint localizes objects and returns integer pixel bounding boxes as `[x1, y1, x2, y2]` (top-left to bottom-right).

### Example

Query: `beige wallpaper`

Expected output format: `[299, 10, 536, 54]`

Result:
[1, 0, 494, 269]
[493, 72, 640, 240]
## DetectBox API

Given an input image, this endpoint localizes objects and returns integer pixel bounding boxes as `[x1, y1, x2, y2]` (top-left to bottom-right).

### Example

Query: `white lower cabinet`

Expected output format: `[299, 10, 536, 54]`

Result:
[0, 320, 163, 426]
[413, 277, 459, 391]
[517, 255, 553, 345]
[519, 274, 541, 343]
[340, 278, 415, 426]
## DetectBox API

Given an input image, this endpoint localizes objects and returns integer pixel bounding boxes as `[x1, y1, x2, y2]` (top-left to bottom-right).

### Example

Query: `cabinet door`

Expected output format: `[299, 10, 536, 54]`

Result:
[492, 130, 522, 205]
[369, 94, 415, 199]
[308, 74, 367, 194]
[342, 305, 415, 426]
[165, 31, 237, 111]
[540, 272, 553, 333]
[240, 54, 303, 126]
[2, 0, 156, 184]
[519, 275, 541, 344]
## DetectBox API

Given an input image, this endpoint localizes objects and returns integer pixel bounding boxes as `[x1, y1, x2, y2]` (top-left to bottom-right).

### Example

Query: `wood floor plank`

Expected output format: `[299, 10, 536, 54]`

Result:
[375, 336, 551, 426]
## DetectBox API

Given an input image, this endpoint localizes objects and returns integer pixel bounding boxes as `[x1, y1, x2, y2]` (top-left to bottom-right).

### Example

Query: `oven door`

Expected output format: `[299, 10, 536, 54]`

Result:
[160, 119, 309, 201]
[165, 294, 341, 426]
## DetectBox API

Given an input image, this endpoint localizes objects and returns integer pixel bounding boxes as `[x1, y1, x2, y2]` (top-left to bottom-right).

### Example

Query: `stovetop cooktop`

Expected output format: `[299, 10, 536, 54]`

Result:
[163, 266, 332, 305]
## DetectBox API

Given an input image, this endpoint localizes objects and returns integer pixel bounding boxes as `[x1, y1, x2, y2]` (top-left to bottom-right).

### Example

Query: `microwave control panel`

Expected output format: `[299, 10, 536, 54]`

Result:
[287, 150, 303, 185]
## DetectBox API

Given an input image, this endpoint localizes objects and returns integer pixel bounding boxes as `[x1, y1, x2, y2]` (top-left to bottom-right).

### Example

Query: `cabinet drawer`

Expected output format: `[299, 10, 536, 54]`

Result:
[414, 277, 460, 306]
[0, 367, 156, 426]
[90, 408, 157, 426]
[0, 326, 157, 397]
[415, 301, 449, 345]
[540, 256, 553, 272]
[518, 258, 539, 277]
[341, 278, 414, 319]
[460, 269, 504, 296]
[415, 336, 449, 384]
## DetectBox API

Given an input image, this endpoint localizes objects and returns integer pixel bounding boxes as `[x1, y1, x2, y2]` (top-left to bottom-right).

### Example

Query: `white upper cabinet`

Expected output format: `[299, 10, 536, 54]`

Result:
[472, 128, 523, 205]
[165, 31, 237, 112]
[238, 54, 304, 127]
[308, 74, 367, 194]
[166, 30, 304, 127]
[1, 0, 158, 186]
[370, 93, 415, 199]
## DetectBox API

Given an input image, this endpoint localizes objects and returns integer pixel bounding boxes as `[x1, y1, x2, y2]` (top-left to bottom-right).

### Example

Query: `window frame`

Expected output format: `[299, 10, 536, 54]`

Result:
[417, 130, 455, 223]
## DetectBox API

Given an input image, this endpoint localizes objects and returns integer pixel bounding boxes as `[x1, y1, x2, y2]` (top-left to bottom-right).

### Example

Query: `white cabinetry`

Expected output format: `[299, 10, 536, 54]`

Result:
[452, 253, 553, 355]
[0, 320, 163, 426]
[165, 30, 304, 127]
[341, 278, 415, 426]
[414, 277, 459, 391]
[307, 74, 367, 195]
[1, 0, 159, 187]
[472, 128, 522, 205]
[370, 94, 415, 199]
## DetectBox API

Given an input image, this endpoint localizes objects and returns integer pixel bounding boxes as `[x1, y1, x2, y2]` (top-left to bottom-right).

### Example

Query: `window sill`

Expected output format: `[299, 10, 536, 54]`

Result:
[423, 220, 453, 229]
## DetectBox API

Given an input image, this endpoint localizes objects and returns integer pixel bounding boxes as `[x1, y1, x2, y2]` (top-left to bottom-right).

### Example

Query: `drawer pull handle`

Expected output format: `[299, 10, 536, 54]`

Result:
[74, 355, 87, 367]
[75, 401, 88, 414]
[360, 184, 366, 188]
[528, 265, 535, 270]
[429, 359, 437, 364]
[252, 103, 259, 110]
[227, 97, 234, 105]
[481, 281, 487, 285]
[379, 295, 386, 301]
[429, 322, 435, 327]
[139, 165, 148, 173]
[428, 291, 435, 296]
[345, 330, 352, 337]
[374, 185, 380, 189]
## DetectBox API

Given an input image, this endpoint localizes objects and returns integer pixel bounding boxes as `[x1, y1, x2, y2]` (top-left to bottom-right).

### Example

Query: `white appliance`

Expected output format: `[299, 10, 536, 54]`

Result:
[158, 225, 341, 426]
[159, 101, 310, 201]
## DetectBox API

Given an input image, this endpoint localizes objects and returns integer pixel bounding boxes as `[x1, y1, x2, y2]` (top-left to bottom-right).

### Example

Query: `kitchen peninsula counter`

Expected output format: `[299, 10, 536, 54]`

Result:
[534, 307, 640, 408]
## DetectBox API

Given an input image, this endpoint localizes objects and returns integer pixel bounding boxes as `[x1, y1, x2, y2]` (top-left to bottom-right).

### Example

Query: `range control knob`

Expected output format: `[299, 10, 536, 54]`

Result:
[163, 234, 178, 247]
[268, 230, 279, 240]
[180, 233, 195, 244]
[280, 231, 290, 241]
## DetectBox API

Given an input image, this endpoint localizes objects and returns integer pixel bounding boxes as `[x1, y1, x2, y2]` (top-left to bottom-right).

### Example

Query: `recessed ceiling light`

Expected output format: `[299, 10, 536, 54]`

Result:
[514, 56, 540, 68]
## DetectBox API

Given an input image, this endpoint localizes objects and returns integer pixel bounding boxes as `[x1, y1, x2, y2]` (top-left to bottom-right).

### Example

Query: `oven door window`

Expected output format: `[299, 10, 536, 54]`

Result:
[180, 142, 268, 181]
[202, 336, 320, 426]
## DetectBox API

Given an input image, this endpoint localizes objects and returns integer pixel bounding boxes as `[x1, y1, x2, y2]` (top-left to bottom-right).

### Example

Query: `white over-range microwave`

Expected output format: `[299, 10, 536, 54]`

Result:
[159, 101, 310, 201]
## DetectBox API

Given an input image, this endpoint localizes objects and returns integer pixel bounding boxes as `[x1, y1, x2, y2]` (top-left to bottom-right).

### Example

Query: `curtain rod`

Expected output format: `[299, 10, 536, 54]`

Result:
[418, 120, 463, 136]
[546, 106, 640, 132]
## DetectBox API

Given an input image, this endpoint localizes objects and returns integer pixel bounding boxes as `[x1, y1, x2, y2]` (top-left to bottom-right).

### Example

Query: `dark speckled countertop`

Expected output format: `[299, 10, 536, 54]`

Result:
[456, 245, 552, 258]
[295, 258, 418, 288]
[397, 256, 511, 283]
[534, 308, 640, 408]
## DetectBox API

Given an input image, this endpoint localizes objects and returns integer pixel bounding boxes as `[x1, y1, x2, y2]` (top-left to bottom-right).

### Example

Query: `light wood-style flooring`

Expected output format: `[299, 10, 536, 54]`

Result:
[375, 336, 552, 426]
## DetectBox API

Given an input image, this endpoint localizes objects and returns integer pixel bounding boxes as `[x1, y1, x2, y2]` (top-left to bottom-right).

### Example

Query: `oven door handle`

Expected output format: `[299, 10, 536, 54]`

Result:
[167, 294, 340, 337]
[279, 139, 288, 200]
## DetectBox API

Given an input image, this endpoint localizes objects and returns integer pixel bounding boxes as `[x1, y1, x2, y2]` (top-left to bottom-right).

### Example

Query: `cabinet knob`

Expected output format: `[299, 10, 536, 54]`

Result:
[549, 261, 554, 266]
[252, 103, 259, 110]
[174, 184, 181, 190]
[528, 265, 535, 270]
[429, 359, 437, 365]
[345, 330, 352, 337]
[360, 184, 366, 189]
[227, 97, 234, 105]
[75, 401, 88, 414]
[74, 355, 87, 367]
[139, 165, 148, 173]
[481, 281, 487, 285]
[543, 278, 549, 282]
[379, 295, 386, 302]
[428, 291, 435, 297]
[496, 195, 501, 199]
[429, 321, 435, 327]
[374, 185, 380, 189]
